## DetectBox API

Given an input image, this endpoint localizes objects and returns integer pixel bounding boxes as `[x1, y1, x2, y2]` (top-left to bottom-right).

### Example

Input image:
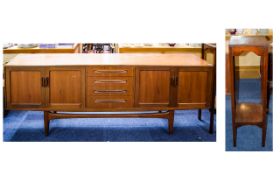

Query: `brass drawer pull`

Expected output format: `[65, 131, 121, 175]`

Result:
[94, 90, 127, 94]
[94, 70, 128, 74]
[94, 80, 127, 84]
[95, 99, 126, 103]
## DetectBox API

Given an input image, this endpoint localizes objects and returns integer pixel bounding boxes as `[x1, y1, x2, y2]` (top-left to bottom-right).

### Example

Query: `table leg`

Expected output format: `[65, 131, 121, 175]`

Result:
[233, 126, 237, 147]
[262, 123, 267, 147]
[168, 110, 174, 134]
[209, 108, 214, 134]
[44, 111, 50, 136]
[198, 109, 202, 121]
[267, 84, 272, 113]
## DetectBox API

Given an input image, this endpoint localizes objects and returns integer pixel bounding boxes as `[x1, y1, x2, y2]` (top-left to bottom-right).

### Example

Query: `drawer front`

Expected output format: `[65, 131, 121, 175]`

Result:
[86, 96, 133, 108]
[87, 66, 134, 77]
[87, 77, 133, 96]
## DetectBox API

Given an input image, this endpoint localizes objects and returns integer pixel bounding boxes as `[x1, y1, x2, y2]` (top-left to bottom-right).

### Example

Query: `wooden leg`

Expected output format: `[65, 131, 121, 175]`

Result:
[4, 110, 9, 117]
[233, 126, 237, 147]
[262, 124, 267, 147]
[267, 85, 271, 113]
[168, 110, 174, 134]
[198, 109, 202, 121]
[209, 108, 214, 134]
[44, 111, 50, 136]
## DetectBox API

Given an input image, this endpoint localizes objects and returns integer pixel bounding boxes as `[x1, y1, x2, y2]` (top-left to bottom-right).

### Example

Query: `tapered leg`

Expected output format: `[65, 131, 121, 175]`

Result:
[233, 126, 237, 147]
[267, 86, 271, 113]
[267, 52, 272, 113]
[44, 111, 49, 136]
[168, 110, 174, 134]
[209, 108, 214, 134]
[198, 109, 202, 121]
[4, 110, 9, 116]
[262, 124, 267, 147]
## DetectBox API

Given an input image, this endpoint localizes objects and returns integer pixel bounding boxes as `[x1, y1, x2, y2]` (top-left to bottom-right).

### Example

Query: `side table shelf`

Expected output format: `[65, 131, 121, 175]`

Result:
[235, 103, 263, 125]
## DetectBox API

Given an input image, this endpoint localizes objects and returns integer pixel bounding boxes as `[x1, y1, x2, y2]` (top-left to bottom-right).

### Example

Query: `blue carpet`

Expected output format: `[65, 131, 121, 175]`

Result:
[226, 79, 273, 151]
[3, 110, 216, 142]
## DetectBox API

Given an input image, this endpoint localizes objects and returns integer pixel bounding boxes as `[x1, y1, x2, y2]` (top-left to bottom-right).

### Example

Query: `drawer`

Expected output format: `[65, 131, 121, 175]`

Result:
[87, 66, 134, 77]
[87, 77, 133, 96]
[86, 96, 133, 108]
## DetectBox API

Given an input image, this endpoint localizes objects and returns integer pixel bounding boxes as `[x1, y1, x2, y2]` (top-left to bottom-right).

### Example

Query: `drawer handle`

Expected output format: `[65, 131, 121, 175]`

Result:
[95, 99, 126, 103]
[94, 70, 128, 74]
[94, 90, 127, 94]
[94, 80, 127, 84]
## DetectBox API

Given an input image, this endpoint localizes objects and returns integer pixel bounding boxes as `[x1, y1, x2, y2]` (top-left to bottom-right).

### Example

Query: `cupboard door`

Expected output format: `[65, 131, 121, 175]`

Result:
[47, 67, 85, 109]
[135, 67, 174, 106]
[177, 68, 213, 108]
[6, 68, 45, 108]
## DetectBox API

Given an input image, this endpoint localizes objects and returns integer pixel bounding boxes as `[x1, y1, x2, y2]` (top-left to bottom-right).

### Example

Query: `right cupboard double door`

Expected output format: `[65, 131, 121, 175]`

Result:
[135, 67, 213, 109]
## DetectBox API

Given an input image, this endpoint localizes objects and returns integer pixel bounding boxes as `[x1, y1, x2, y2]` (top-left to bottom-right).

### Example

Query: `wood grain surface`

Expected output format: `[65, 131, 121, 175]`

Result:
[6, 53, 211, 67]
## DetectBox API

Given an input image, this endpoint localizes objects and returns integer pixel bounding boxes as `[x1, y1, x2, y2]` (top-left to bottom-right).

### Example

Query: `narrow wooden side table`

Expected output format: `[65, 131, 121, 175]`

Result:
[229, 36, 270, 147]
[198, 43, 216, 133]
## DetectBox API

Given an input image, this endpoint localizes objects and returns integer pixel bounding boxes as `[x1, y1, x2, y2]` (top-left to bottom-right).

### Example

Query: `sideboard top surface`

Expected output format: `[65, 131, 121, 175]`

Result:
[5, 53, 211, 67]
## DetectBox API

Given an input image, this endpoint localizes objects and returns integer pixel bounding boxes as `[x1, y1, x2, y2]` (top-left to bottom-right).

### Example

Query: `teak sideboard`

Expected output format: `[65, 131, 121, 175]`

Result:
[4, 53, 214, 136]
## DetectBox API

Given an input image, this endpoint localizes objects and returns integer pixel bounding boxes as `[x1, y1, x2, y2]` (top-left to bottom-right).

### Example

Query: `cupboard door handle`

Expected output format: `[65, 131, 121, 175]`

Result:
[41, 77, 45, 87]
[95, 99, 126, 103]
[94, 90, 127, 94]
[94, 70, 127, 74]
[45, 77, 49, 87]
[170, 76, 178, 86]
[170, 76, 175, 86]
[175, 76, 178, 86]
[94, 80, 127, 84]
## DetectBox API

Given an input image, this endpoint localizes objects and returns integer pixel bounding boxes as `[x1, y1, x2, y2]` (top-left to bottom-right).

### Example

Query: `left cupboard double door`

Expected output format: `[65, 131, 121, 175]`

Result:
[5, 67, 85, 110]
